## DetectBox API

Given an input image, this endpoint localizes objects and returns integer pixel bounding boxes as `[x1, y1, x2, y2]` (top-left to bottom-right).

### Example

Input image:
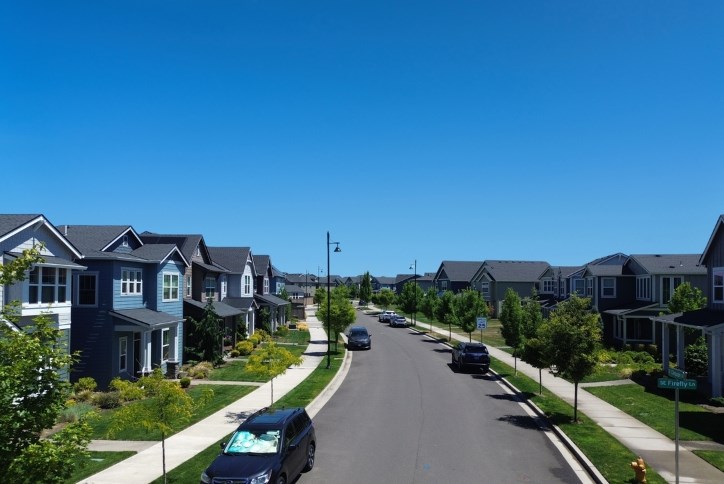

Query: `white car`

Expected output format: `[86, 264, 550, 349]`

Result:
[378, 310, 397, 322]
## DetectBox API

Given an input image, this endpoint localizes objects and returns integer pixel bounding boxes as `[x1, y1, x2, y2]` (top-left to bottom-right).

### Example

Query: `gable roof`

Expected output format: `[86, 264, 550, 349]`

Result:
[253, 255, 271, 275]
[208, 247, 253, 274]
[0, 214, 83, 259]
[700, 215, 724, 266]
[140, 233, 206, 263]
[63, 225, 135, 255]
[483, 260, 550, 282]
[375, 276, 396, 285]
[131, 244, 189, 266]
[584, 264, 625, 277]
[436, 261, 485, 282]
[627, 254, 705, 275]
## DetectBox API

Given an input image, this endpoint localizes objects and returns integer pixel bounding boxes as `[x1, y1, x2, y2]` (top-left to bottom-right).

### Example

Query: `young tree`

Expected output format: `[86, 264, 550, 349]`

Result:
[245, 341, 303, 404]
[186, 299, 224, 366]
[538, 294, 601, 422]
[668, 282, 707, 314]
[684, 336, 708, 376]
[376, 288, 395, 309]
[419, 287, 440, 335]
[456, 289, 488, 342]
[313, 287, 326, 309]
[398, 281, 423, 325]
[108, 370, 213, 484]
[359, 272, 373, 303]
[279, 287, 292, 322]
[435, 290, 457, 341]
[521, 288, 544, 340]
[521, 337, 547, 395]
[317, 286, 355, 351]
[499, 288, 524, 373]
[1, 245, 93, 483]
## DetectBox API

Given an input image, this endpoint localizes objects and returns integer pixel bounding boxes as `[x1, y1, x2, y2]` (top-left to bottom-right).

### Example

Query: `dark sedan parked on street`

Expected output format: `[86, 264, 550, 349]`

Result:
[346, 326, 371, 350]
[451, 342, 490, 373]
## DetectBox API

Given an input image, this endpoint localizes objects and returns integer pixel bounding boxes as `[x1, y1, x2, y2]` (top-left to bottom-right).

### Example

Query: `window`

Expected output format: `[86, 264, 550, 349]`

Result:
[205, 277, 216, 299]
[714, 269, 724, 303]
[543, 279, 554, 293]
[574, 279, 585, 295]
[121, 269, 142, 295]
[559, 280, 566, 297]
[263, 278, 269, 294]
[602, 278, 616, 298]
[27, 267, 68, 304]
[244, 275, 251, 295]
[661, 276, 683, 305]
[481, 282, 490, 299]
[163, 273, 179, 301]
[78, 274, 97, 306]
[586, 278, 593, 297]
[119, 337, 128, 372]
[161, 328, 170, 361]
[186, 276, 192, 297]
[636, 276, 651, 300]
[221, 278, 227, 298]
[122, 235, 129, 247]
[441, 280, 448, 291]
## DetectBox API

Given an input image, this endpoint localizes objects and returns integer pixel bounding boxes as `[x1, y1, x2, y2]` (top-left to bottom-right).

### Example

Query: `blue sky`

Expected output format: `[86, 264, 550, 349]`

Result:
[2, 1, 723, 278]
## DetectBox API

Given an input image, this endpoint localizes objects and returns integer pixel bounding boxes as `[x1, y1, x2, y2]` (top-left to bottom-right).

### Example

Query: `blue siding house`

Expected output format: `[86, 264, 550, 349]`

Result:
[64, 225, 189, 388]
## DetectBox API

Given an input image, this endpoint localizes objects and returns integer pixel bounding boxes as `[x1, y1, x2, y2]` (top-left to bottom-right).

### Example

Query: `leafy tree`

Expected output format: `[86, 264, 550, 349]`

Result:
[668, 282, 707, 314]
[1, 244, 92, 483]
[684, 336, 708, 376]
[244, 341, 303, 404]
[521, 337, 547, 395]
[419, 287, 440, 334]
[376, 288, 395, 309]
[279, 287, 292, 321]
[538, 294, 601, 422]
[456, 289, 488, 342]
[108, 370, 213, 484]
[359, 272, 373, 303]
[348, 283, 359, 299]
[317, 286, 355, 351]
[435, 290, 457, 341]
[313, 287, 326, 309]
[398, 281, 423, 325]
[186, 299, 224, 366]
[499, 288, 524, 373]
[521, 288, 544, 340]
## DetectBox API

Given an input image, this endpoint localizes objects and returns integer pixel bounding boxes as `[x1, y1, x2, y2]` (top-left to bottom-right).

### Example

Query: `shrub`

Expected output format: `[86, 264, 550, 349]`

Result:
[275, 325, 289, 337]
[255, 329, 270, 342]
[596, 348, 615, 364]
[296, 322, 309, 331]
[109, 378, 144, 402]
[684, 336, 708, 376]
[74, 377, 97, 393]
[74, 389, 94, 402]
[617, 353, 634, 365]
[180, 377, 191, 388]
[229, 349, 240, 358]
[58, 402, 95, 423]
[617, 367, 634, 379]
[94, 391, 122, 409]
[235, 340, 254, 356]
[249, 333, 261, 347]
[188, 361, 213, 379]
[709, 397, 724, 407]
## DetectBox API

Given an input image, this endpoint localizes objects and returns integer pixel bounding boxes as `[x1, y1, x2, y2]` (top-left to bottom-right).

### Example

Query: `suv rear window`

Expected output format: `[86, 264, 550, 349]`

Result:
[465, 344, 488, 353]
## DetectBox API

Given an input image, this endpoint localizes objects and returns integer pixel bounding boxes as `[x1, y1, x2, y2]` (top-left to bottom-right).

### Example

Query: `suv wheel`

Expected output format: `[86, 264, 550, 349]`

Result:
[303, 443, 316, 471]
[277, 475, 287, 484]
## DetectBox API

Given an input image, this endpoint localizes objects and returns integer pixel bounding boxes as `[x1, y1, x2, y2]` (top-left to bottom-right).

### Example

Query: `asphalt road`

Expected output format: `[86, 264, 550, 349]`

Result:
[302, 311, 585, 484]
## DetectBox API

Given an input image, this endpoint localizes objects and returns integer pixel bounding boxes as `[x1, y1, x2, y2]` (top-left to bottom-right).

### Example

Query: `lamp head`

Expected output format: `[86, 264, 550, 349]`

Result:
[333, 244, 341, 253]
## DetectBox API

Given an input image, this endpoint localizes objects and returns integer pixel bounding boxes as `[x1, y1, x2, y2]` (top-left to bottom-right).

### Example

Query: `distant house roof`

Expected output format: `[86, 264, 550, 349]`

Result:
[283, 284, 304, 294]
[62, 225, 135, 255]
[585, 265, 625, 277]
[208, 247, 252, 274]
[627, 254, 705, 275]
[483, 260, 549, 282]
[131, 244, 189, 266]
[285, 273, 311, 285]
[550, 266, 584, 278]
[184, 299, 242, 318]
[395, 274, 416, 284]
[375, 276, 396, 285]
[140, 233, 205, 264]
[255, 293, 290, 306]
[653, 308, 724, 330]
[437, 261, 484, 282]
[253, 255, 271, 275]
[110, 308, 184, 328]
[223, 297, 257, 311]
[193, 260, 228, 273]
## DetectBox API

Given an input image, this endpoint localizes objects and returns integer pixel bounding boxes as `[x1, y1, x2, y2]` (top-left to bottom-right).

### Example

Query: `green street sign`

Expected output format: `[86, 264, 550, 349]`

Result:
[658, 378, 697, 390]
[668, 368, 687, 380]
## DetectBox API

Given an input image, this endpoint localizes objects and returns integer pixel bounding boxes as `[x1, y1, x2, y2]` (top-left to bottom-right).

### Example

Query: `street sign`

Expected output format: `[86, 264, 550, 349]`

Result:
[476, 317, 487, 330]
[657, 378, 697, 390]
[668, 368, 687, 380]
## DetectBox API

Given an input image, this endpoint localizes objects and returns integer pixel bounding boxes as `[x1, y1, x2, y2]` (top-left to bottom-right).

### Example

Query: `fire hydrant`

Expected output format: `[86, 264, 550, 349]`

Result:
[630, 456, 647, 483]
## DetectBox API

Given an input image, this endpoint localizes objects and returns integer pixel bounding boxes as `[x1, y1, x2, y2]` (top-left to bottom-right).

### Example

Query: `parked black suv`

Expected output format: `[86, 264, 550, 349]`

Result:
[451, 342, 490, 373]
[200, 407, 315, 484]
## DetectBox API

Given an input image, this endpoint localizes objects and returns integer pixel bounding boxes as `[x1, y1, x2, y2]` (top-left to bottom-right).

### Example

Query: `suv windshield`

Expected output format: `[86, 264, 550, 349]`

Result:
[224, 429, 281, 455]
[351, 329, 368, 337]
[464, 344, 488, 353]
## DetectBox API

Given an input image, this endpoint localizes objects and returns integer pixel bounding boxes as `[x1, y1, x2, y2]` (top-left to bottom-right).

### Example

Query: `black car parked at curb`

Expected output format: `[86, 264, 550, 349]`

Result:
[200, 407, 315, 484]
[346, 326, 371, 350]
[451, 342, 490, 373]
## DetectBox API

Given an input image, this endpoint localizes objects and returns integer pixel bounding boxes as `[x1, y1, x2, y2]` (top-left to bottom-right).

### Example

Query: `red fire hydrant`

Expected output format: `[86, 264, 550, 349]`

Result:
[630, 456, 647, 483]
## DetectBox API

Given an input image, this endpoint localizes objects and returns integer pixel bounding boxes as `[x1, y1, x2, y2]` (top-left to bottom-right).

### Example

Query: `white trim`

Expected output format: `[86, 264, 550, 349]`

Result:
[119, 336, 128, 372]
[121, 268, 143, 296]
[601, 277, 616, 298]
[185, 275, 192, 298]
[636, 275, 651, 301]
[713, 267, 724, 303]
[162, 272, 180, 301]
[660, 276, 683, 305]
[161, 328, 170, 363]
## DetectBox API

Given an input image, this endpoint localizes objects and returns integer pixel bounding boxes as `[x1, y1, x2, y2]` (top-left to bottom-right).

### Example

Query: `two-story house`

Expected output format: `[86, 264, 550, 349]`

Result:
[253, 255, 290, 333]
[207, 246, 259, 340]
[470, 260, 549, 316]
[64, 225, 188, 388]
[0, 214, 85, 376]
[654, 216, 724, 398]
[434, 261, 484, 294]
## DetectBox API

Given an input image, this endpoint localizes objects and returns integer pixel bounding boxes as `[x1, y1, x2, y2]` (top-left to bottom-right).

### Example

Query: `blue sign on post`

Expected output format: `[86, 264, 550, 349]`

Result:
[476, 317, 487, 330]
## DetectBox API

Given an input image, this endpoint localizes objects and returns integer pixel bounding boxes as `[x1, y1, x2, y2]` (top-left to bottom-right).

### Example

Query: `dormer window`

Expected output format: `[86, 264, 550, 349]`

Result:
[712, 269, 723, 303]
[195, 246, 201, 257]
[122, 235, 129, 247]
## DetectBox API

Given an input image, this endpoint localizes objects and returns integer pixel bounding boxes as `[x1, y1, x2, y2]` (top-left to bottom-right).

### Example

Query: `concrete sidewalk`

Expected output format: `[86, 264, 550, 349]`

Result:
[426, 322, 724, 484]
[80, 316, 335, 483]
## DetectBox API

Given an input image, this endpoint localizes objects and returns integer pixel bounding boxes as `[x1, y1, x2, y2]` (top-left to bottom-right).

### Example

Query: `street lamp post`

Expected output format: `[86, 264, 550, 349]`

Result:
[327, 231, 341, 369]
[409, 260, 417, 327]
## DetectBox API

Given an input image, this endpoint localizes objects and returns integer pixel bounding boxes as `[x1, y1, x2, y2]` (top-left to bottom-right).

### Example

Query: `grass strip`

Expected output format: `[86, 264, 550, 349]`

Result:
[693, 450, 724, 472]
[489, 357, 667, 484]
[154, 348, 346, 483]
[65, 451, 135, 483]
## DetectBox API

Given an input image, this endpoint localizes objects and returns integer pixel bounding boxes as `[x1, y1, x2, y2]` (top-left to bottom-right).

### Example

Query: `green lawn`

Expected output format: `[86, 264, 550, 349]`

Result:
[586, 384, 724, 443]
[65, 451, 135, 483]
[152, 347, 346, 483]
[90, 384, 255, 440]
[693, 450, 724, 472]
[399, 311, 508, 348]
[274, 329, 311, 345]
[211, 339, 309, 382]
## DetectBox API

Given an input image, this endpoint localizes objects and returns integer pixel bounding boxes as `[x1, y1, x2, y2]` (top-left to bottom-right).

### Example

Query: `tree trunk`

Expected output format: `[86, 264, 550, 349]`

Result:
[162, 431, 167, 484]
[271, 377, 274, 405]
[574, 382, 579, 422]
[514, 355, 517, 376]
[539, 368, 542, 395]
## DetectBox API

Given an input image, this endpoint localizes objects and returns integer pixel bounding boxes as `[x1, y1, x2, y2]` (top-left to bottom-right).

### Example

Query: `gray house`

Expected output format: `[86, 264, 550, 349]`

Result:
[434, 261, 484, 294]
[653, 215, 724, 398]
[470, 260, 549, 316]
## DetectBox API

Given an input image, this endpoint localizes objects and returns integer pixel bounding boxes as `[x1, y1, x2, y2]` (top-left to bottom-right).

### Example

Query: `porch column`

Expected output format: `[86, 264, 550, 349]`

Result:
[677, 325, 685, 369]
[172, 324, 180, 363]
[141, 330, 152, 374]
[661, 321, 670, 373]
[712, 331, 722, 398]
[622, 316, 627, 347]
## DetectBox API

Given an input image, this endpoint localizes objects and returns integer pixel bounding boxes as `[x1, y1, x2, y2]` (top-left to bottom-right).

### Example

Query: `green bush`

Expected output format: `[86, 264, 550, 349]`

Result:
[74, 389, 94, 402]
[94, 391, 122, 409]
[58, 402, 95, 423]
[275, 325, 289, 337]
[180, 377, 191, 388]
[235, 340, 254, 355]
[709, 397, 724, 407]
[229, 349, 240, 358]
[684, 336, 708, 376]
[74, 377, 97, 393]
[109, 377, 144, 402]
[188, 361, 213, 379]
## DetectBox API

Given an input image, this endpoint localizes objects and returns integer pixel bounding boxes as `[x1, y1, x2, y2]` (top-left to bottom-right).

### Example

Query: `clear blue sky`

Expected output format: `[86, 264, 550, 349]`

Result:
[2, 1, 723, 278]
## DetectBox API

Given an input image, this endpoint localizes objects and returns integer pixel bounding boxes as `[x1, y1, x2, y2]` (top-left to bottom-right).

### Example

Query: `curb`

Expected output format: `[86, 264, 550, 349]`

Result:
[411, 326, 608, 484]
[306, 336, 353, 420]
